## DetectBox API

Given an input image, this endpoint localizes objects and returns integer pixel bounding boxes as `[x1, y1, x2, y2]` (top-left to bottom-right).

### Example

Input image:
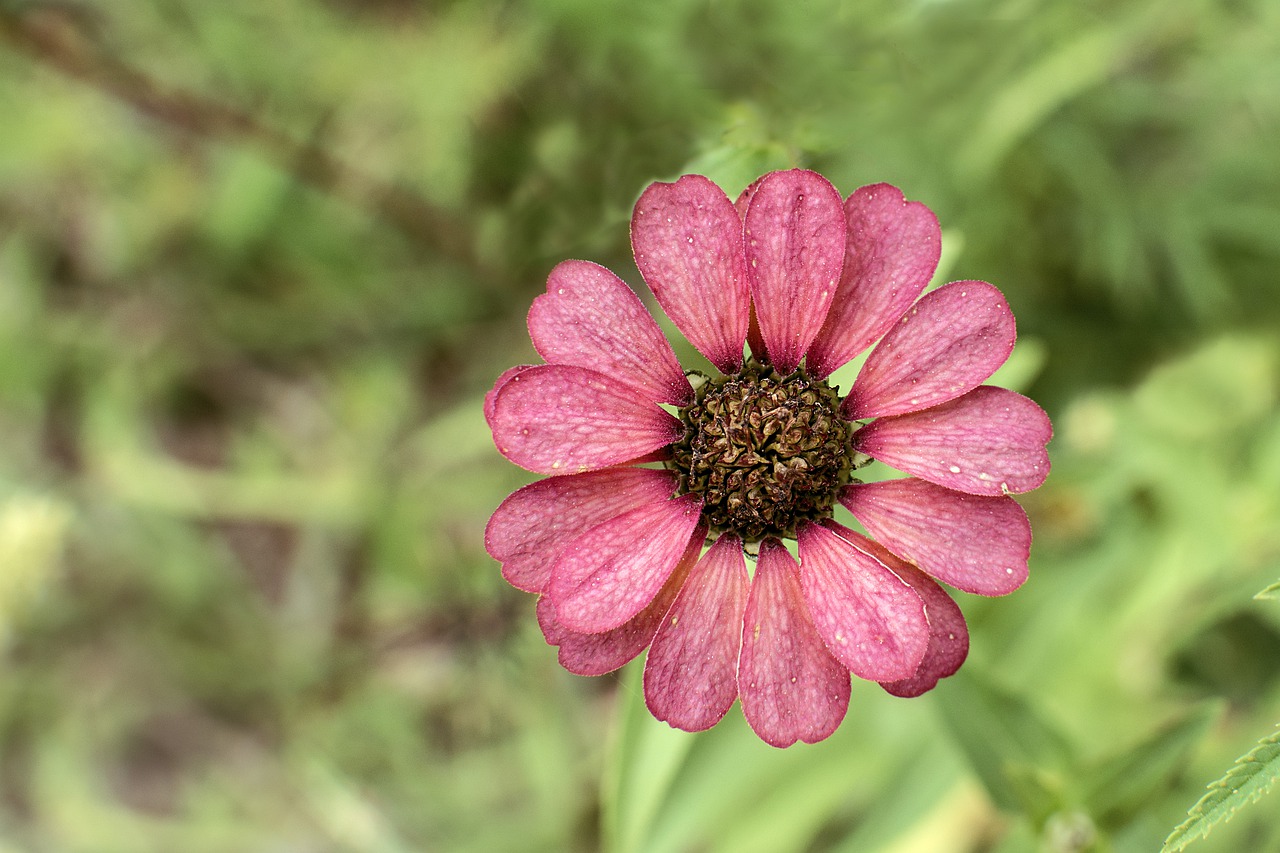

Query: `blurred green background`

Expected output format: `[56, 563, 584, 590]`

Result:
[1, 1, 1279, 851]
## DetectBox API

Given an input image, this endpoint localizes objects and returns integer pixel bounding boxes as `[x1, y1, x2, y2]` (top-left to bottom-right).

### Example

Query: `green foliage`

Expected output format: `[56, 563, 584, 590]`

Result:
[1161, 588, 1280, 851]
[1162, 727, 1280, 853]
[603, 666, 696, 853]
[936, 669, 1075, 822]
[1081, 705, 1218, 828]
[2, 0, 1280, 851]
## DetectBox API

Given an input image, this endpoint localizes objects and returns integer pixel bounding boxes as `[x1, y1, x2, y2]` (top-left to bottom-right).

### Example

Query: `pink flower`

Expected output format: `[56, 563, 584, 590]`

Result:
[485, 170, 1051, 747]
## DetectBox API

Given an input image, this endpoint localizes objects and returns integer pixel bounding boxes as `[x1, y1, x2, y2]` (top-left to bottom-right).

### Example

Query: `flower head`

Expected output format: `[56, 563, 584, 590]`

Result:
[485, 170, 1051, 747]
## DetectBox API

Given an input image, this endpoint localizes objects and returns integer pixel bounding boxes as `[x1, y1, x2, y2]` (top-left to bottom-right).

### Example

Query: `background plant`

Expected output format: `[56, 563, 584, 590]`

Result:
[1, 0, 1278, 851]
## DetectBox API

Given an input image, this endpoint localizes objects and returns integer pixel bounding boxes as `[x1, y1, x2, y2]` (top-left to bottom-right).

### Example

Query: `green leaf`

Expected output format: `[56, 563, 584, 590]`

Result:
[934, 668, 1075, 823]
[824, 743, 964, 853]
[956, 24, 1132, 181]
[1255, 580, 1280, 601]
[1132, 336, 1276, 439]
[631, 695, 939, 853]
[1081, 704, 1219, 829]
[601, 664, 696, 853]
[1161, 725, 1280, 852]
[680, 102, 795, 196]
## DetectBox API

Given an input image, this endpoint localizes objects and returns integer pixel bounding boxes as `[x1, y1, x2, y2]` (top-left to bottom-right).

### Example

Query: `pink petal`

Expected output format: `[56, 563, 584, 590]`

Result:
[644, 535, 748, 732]
[485, 468, 679, 594]
[528, 260, 693, 406]
[536, 535, 702, 676]
[807, 184, 942, 379]
[631, 175, 750, 373]
[844, 281, 1016, 419]
[490, 364, 682, 476]
[743, 170, 845, 374]
[485, 365, 534, 429]
[840, 478, 1030, 596]
[854, 541, 969, 698]
[852, 386, 1052, 496]
[795, 522, 929, 682]
[733, 177, 765, 360]
[738, 539, 850, 748]
[548, 495, 706, 633]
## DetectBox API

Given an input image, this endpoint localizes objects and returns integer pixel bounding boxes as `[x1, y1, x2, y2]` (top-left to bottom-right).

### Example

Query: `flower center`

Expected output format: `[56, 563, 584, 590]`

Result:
[669, 360, 857, 544]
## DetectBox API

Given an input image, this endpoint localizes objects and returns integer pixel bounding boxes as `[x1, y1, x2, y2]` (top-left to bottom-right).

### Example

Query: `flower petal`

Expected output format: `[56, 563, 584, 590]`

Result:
[852, 386, 1052, 496]
[858, 543, 969, 698]
[486, 468, 679, 593]
[844, 281, 1016, 419]
[840, 478, 1030, 596]
[644, 535, 748, 732]
[536, 534, 702, 676]
[485, 365, 535, 429]
[795, 522, 928, 682]
[807, 184, 942, 379]
[738, 539, 850, 748]
[735, 174, 771, 363]
[490, 364, 682, 476]
[743, 170, 845, 374]
[529, 260, 693, 405]
[632, 175, 750, 372]
[548, 495, 705, 633]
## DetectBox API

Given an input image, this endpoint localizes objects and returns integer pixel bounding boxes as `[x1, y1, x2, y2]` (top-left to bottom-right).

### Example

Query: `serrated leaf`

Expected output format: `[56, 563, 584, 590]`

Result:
[934, 668, 1075, 821]
[1161, 725, 1280, 852]
[1081, 704, 1219, 829]
[1255, 580, 1280, 601]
